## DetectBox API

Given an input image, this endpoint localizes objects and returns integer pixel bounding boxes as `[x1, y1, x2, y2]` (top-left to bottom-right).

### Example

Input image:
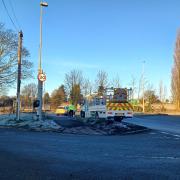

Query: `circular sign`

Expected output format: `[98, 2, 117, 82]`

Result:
[38, 73, 46, 82]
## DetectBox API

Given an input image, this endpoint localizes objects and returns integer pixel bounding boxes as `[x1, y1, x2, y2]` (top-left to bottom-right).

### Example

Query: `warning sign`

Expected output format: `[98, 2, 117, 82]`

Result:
[38, 73, 46, 82]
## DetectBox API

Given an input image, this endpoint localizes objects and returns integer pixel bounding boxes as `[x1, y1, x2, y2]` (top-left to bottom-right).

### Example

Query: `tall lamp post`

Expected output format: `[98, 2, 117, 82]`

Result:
[142, 61, 145, 113]
[37, 1, 48, 121]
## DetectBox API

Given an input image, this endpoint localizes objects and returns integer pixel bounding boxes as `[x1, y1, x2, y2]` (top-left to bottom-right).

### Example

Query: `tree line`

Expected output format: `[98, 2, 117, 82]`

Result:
[19, 70, 110, 110]
[1, 22, 180, 112]
[18, 69, 170, 112]
[171, 31, 180, 110]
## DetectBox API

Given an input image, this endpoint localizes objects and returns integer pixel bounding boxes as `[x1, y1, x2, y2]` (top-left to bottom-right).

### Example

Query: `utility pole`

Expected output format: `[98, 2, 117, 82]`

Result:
[16, 31, 23, 121]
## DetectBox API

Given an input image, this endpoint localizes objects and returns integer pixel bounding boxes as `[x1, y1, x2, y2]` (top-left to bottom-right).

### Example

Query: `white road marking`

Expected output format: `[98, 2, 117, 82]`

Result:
[124, 155, 180, 160]
[160, 131, 180, 138]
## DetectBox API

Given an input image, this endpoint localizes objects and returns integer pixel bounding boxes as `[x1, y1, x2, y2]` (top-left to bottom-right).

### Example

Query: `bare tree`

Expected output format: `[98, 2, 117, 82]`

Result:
[64, 69, 83, 105]
[111, 74, 121, 88]
[21, 83, 37, 108]
[21, 83, 37, 97]
[95, 70, 108, 95]
[163, 86, 167, 103]
[138, 74, 148, 101]
[0, 23, 33, 91]
[0, 85, 7, 96]
[43, 92, 50, 105]
[82, 78, 93, 96]
[137, 76, 142, 101]
[141, 84, 158, 112]
[158, 81, 167, 103]
[171, 30, 180, 109]
[129, 75, 136, 100]
[159, 80, 163, 103]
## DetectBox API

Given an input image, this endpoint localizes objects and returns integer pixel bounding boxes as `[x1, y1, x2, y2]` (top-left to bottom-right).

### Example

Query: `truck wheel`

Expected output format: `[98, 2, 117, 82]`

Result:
[95, 112, 99, 120]
[114, 116, 123, 122]
[80, 111, 85, 118]
[106, 119, 113, 125]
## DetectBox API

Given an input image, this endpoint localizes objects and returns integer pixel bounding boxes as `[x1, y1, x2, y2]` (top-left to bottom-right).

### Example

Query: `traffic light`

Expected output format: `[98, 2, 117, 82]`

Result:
[33, 100, 40, 108]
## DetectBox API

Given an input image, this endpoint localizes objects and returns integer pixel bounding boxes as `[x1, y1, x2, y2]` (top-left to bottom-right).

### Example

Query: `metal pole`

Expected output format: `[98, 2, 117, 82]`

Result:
[16, 31, 23, 121]
[37, 2, 48, 121]
[43, 80, 45, 111]
[39, 4, 42, 71]
[37, 4, 43, 121]
[142, 61, 145, 113]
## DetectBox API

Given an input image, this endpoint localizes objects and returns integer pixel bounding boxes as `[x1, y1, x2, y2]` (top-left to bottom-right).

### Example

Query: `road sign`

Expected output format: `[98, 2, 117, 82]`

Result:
[38, 73, 46, 82]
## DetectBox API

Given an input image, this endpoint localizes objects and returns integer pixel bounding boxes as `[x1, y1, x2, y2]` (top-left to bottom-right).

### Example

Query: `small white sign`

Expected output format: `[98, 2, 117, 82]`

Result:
[38, 73, 46, 82]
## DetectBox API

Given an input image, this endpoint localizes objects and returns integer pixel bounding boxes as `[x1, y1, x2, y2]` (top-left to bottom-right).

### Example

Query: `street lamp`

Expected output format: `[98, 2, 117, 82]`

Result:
[37, 1, 48, 121]
[142, 61, 145, 113]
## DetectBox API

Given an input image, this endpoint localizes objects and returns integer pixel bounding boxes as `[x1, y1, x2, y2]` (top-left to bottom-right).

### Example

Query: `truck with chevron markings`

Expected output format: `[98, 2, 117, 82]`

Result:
[80, 87, 133, 121]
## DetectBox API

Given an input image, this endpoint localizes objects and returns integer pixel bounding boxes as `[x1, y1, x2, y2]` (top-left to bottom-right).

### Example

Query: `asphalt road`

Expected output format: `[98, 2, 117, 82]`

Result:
[125, 115, 180, 135]
[0, 127, 180, 179]
[46, 113, 84, 127]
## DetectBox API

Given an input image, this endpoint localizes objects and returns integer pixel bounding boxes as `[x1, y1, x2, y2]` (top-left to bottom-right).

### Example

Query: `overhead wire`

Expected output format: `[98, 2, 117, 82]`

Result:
[8, 0, 21, 30]
[1, 0, 19, 31]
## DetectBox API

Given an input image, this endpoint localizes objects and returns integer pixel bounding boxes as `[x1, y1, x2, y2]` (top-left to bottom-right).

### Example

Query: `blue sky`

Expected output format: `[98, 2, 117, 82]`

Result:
[1, 0, 180, 98]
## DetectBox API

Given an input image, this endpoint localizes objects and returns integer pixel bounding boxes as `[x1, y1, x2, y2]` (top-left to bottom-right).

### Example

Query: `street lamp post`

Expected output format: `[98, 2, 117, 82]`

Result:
[142, 61, 145, 113]
[37, 1, 48, 121]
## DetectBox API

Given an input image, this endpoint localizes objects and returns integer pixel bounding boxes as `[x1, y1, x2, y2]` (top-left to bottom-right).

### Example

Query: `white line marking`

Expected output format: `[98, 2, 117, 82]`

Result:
[124, 155, 180, 160]
[160, 131, 180, 138]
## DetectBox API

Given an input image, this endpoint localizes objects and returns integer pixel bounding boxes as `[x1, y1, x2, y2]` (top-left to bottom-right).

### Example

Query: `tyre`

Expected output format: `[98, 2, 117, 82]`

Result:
[80, 111, 85, 118]
[95, 112, 99, 119]
[114, 116, 123, 122]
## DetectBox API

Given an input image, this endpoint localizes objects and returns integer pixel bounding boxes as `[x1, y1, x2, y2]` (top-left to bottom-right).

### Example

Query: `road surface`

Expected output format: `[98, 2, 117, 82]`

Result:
[46, 113, 84, 127]
[125, 115, 180, 135]
[0, 127, 180, 179]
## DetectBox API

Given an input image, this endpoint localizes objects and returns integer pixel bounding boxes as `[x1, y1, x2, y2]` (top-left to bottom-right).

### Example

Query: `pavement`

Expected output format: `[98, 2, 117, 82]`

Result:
[124, 115, 180, 136]
[0, 125, 180, 179]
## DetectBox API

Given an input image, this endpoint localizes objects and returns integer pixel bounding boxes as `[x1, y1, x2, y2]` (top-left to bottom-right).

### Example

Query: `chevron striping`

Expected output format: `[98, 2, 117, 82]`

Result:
[106, 102, 133, 111]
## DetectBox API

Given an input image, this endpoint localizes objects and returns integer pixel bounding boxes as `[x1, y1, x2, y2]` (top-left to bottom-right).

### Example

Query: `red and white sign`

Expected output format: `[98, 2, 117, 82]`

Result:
[38, 73, 46, 82]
